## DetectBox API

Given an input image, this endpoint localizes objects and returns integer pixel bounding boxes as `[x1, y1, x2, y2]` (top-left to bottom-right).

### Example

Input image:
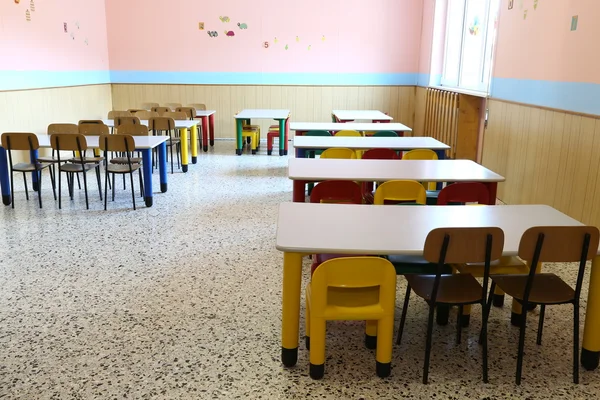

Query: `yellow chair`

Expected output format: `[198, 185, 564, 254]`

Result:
[403, 149, 439, 200]
[320, 148, 356, 159]
[306, 256, 397, 379]
[335, 130, 363, 157]
[373, 180, 426, 205]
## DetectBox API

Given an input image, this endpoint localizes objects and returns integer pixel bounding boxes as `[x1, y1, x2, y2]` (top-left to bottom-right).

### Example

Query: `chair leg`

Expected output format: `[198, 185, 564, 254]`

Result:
[22, 173, 29, 200]
[37, 170, 43, 208]
[82, 170, 89, 210]
[138, 168, 144, 198]
[95, 166, 102, 200]
[76, 172, 81, 190]
[112, 174, 115, 201]
[49, 166, 57, 200]
[309, 318, 326, 380]
[68, 173, 74, 199]
[170, 144, 174, 174]
[305, 294, 310, 350]
[515, 304, 528, 385]
[122, 174, 126, 190]
[423, 304, 436, 384]
[480, 282, 496, 344]
[481, 301, 489, 383]
[376, 316, 394, 378]
[365, 320, 377, 349]
[396, 284, 411, 345]
[456, 305, 463, 344]
[104, 171, 109, 210]
[573, 301, 580, 384]
[58, 171, 62, 209]
[536, 304, 545, 345]
[129, 172, 136, 210]
[9, 170, 14, 209]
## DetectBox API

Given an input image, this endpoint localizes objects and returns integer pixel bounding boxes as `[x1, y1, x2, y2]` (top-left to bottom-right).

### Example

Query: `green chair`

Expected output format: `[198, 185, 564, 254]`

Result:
[372, 131, 399, 137]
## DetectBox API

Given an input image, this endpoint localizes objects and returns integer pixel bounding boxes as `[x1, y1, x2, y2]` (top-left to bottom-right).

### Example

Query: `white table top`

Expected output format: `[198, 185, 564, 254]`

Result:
[235, 109, 290, 120]
[102, 119, 199, 129]
[276, 203, 586, 256]
[37, 134, 168, 150]
[332, 110, 393, 121]
[293, 136, 449, 151]
[288, 159, 505, 182]
[290, 122, 412, 132]
[195, 110, 216, 117]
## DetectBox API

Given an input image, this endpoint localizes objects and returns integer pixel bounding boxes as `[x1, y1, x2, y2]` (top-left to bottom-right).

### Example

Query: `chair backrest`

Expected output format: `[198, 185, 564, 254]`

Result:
[127, 109, 146, 115]
[372, 131, 399, 137]
[114, 116, 140, 127]
[374, 180, 426, 205]
[423, 227, 505, 303]
[50, 133, 88, 152]
[48, 123, 78, 135]
[311, 257, 396, 313]
[148, 117, 175, 131]
[107, 110, 132, 119]
[98, 134, 135, 153]
[403, 149, 438, 160]
[1, 132, 39, 151]
[78, 120, 104, 125]
[437, 182, 490, 205]
[141, 102, 159, 110]
[361, 148, 399, 160]
[320, 148, 356, 159]
[305, 130, 331, 137]
[175, 107, 196, 119]
[189, 103, 206, 110]
[78, 123, 109, 136]
[518, 226, 600, 302]
[133, 111, 159, 120]
[165, 103, 182, 109]
[310, 181, 363, 204]
[334, 130, 361, 137]
[116, 124, 149, 136]
[163, 111, 188, 120]
[151, 106, 171, 115]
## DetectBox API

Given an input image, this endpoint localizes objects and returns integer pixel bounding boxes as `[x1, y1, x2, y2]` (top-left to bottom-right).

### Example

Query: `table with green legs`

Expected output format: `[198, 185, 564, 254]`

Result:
[234, 109, 290, 156]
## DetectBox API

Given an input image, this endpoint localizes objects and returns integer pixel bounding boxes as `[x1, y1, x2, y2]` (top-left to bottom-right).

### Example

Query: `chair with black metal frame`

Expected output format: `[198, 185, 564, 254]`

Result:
[38, 123, 79, 189]
[75, 123, 107, 201]
[148, 116, 180, 174]
[107, 110, 132, 119]
[151, 106, 171, 116]
[113, 123, 147, 197]
[396, 227, 504, 384]
[99, 134, 142, 211]
[78, 120, 104, 125]
[483, 226, 600, 385]
[50, 133, 100, 210]
[1, 132, 56, 208]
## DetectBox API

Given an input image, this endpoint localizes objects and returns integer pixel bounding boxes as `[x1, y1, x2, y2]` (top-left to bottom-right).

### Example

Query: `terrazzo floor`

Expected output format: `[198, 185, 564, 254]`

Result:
[1, 141, 599, 399]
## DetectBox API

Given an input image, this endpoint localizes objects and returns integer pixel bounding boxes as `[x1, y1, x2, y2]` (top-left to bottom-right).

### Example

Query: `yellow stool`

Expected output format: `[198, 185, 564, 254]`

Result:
[306, 256, 396, 379]
[242, 126, 260, 155]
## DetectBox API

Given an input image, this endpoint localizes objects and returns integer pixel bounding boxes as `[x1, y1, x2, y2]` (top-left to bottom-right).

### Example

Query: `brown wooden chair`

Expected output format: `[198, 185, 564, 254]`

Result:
[141, 102, 159, 110]
[397, 227, 504, 384]
[38, 124, 80, 187]
[131, 111, 158, 120]
[113, 124, 147, 196]
[99, 134, 142, 210]
[114, 116, 140, 127]
[1, 132, 55, 208]
[485, 226, 600, 385]
[50, 134, 102, 210]
[165, 103, 182, 109]
[162, 111, 188, 120]
[175, 107, 196, 120]
[148, 117, 180, 174]
[189, 103, 206, 111]
[127, 109, 146, 115]
[107, 111, 132, 119]
[151, 106, 170, 115]
[78, 120, 104, 125]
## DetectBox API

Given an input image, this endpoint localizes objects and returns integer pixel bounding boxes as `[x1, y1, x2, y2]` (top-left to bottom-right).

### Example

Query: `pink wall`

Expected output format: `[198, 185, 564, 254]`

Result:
[0, 0, 109, 72]
[494, 0, 600, 83]
[105, 0, 423, 74]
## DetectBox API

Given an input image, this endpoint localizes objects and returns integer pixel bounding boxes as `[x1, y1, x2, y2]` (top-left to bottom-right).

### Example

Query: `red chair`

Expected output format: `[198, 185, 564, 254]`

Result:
[267, 118, 290, 155]
[437, 182, 490, 205]
[361, 148, 401, 203]
[310, 181, 363, 274]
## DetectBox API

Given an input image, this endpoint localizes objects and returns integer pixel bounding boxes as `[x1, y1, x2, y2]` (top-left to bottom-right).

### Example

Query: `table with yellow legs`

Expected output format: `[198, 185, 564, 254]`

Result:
[276, 203, 600, 370]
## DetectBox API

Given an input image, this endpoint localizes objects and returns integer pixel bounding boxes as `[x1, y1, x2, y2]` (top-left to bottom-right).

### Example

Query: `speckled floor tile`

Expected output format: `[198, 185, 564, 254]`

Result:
[1, 141, 600, 399]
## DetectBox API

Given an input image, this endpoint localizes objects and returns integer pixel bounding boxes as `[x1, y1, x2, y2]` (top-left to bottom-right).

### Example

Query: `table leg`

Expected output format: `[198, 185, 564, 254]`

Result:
[485, 182, 498, 205]
[295, 130, 306, 158]
[293, 180, 306, 202]
[236, 119, 243, 155]
[582, 255, 600, 370]
[191, 125, 198, 164]
[141, 148, 153, 207]
[202, 116, 209, 152]
[435, 150, 445, 190]
[279, 119, 286, 156]
[209, 114, 215, 146]
[0, 148, 11, 205]
[282, 251, 303, 367]
[30, 149, 39, 191]
[180, 128, 189, 173]
[158, 142, 167, 193]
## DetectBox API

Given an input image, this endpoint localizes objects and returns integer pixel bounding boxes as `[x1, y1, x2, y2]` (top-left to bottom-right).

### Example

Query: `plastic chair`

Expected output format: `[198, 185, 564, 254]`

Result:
[267, 117, 290, 155]
[373, 180, 426, 205]
[304, 130, 331, 159]
[485, 226, 600, 385]
[320, 148, 356, 159]
[397, 227, 504, 384]
[372, 131, 399, 137]
[403, 149, 439, 202]
[305, 256, 397, 379]
[1, 132, 55, 208]
[437, 182, 490, 205]
[334, 130, 363, 157]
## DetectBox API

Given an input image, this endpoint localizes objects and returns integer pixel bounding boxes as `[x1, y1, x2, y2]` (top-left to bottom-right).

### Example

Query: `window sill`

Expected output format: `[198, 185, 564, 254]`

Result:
[429, 85, 488, 98]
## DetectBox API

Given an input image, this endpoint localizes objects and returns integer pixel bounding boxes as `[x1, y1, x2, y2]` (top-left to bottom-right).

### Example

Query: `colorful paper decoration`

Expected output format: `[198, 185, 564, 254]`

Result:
[523, 10, 528, 19]
[508, 0, 513, 10]
[207, 31, 218, 37]
[199, 22, 205, 30]
[237, 22, 248, 29]
[30, 0, 35, 12]
[571, 16, 578, 31]
[225, 30, 235, 37]
[285, 44, 288, 50]
[533, 0, 538, 10]
[219, 16, 230, 23]
[274, 37, 278, 44]
[25, 9, 31, 21]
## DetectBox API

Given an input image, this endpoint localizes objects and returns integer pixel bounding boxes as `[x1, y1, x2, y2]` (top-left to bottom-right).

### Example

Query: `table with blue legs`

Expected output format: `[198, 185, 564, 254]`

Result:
[234, 109, 290, 156]
[0, 135, 168, 208]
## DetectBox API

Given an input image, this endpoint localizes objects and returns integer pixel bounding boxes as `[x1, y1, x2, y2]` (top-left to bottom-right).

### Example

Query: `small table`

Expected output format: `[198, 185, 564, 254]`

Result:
[292, 136, 449, 160]
[275, 203, 600, 370]
[0, 135, 168, 208]
[194, 110, 216, 152]
[332, 110, 393, 123]
[234, 109, 290, 156]
[288, 158, 505, 203]
[103, 119, 199, 172]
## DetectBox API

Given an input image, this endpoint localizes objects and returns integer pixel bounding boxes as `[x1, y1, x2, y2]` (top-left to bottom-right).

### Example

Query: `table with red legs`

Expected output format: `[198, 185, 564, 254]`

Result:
[194, 110, 216, 152]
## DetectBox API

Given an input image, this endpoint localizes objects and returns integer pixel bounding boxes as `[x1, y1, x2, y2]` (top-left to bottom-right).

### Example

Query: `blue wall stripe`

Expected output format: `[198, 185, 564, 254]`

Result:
[0, 71, 111, 91]
[109, 71, 419, 86]
[491, 78, 600, 116]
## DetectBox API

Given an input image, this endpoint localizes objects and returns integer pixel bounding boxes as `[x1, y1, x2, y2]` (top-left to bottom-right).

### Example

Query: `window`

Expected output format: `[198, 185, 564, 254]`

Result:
[439, 0, 500, 93]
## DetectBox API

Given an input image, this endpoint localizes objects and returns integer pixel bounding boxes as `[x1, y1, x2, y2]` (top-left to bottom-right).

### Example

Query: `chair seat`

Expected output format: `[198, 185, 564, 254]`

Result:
[12, 162, 52, 172]
[455, 256, 528, 275]
[110, 157, 143, 164]
[107, 164, 142, 174]
[405, 274, 483, 304]
[59, 163, 95, 173]
[387, 255, 452, 275]
[36, 156, 60, 164]
[492, 273, 575, 305]
[68, 156, 104, 164]
[307, 284, 385, 320]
